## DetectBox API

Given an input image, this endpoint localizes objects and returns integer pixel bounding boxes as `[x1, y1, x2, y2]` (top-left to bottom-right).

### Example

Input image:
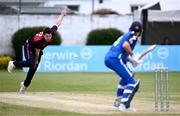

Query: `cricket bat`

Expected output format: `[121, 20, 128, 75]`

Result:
[137, 44, 156, 60]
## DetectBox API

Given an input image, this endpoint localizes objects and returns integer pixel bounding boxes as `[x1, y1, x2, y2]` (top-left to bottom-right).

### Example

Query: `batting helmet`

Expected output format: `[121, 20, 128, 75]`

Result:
[129, 21, 142, 32]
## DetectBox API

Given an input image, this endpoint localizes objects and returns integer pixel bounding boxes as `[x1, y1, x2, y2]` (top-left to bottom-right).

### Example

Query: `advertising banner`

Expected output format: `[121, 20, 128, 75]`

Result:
[23, 45, 179, 72]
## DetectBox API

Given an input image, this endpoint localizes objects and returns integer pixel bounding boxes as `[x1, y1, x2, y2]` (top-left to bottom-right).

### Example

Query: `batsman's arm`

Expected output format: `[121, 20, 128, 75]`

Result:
[122, 41, 133, 56]
[123, 41, 140, 67]
[55, 8, 67, 28]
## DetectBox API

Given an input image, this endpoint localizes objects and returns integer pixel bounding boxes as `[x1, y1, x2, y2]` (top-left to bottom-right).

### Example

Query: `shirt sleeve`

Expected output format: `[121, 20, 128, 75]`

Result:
[51, 25, 58, 35]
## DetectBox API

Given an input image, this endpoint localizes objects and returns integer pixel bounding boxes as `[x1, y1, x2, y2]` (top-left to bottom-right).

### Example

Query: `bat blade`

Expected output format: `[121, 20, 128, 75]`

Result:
[138, 44, 156, 60]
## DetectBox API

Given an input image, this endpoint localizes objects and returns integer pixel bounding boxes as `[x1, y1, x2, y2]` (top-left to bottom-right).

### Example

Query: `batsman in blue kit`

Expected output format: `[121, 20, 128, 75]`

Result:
[104, 21, 143, 111]
[7, 9, 66, 94]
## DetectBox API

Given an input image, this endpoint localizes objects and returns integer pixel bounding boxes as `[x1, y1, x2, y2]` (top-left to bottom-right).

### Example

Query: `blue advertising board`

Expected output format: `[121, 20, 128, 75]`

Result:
[23, 45, 180, 72]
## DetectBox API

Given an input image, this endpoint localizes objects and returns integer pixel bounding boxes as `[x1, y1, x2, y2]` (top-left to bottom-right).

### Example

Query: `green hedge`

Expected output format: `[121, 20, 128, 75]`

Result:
[0, 56, 12, 69]
[12, 26, 61, 61]
[86, 28, 123, 45]
[93, 8, 119, 15]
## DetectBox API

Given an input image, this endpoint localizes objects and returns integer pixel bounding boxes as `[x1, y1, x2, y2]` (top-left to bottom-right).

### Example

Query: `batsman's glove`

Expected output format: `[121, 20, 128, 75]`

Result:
[128, 55, 142, 67]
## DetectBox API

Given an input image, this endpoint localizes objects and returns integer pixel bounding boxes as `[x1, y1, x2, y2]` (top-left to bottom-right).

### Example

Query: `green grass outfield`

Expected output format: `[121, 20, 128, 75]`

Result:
[0, 70, 180, 116]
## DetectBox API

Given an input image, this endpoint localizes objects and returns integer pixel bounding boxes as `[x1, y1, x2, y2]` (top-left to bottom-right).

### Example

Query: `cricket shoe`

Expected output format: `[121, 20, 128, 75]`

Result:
[118, 104, 136, 112]
[7, 61, 15, 73]
[114, 97, 122, 107]
[19, 82, 27, 94]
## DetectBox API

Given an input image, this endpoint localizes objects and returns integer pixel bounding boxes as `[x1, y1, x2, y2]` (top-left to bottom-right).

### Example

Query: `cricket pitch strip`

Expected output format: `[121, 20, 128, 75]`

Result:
[0, 92, 180, 114]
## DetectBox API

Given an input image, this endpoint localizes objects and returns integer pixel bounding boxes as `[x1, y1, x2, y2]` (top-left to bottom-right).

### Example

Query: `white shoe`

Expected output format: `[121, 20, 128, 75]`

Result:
[118, 104, 126, 111]
[114, 97, 122, 107]
[19, 82, 27, 94]
[7, 61, 15, 73]
[118, 104, 136, 112]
